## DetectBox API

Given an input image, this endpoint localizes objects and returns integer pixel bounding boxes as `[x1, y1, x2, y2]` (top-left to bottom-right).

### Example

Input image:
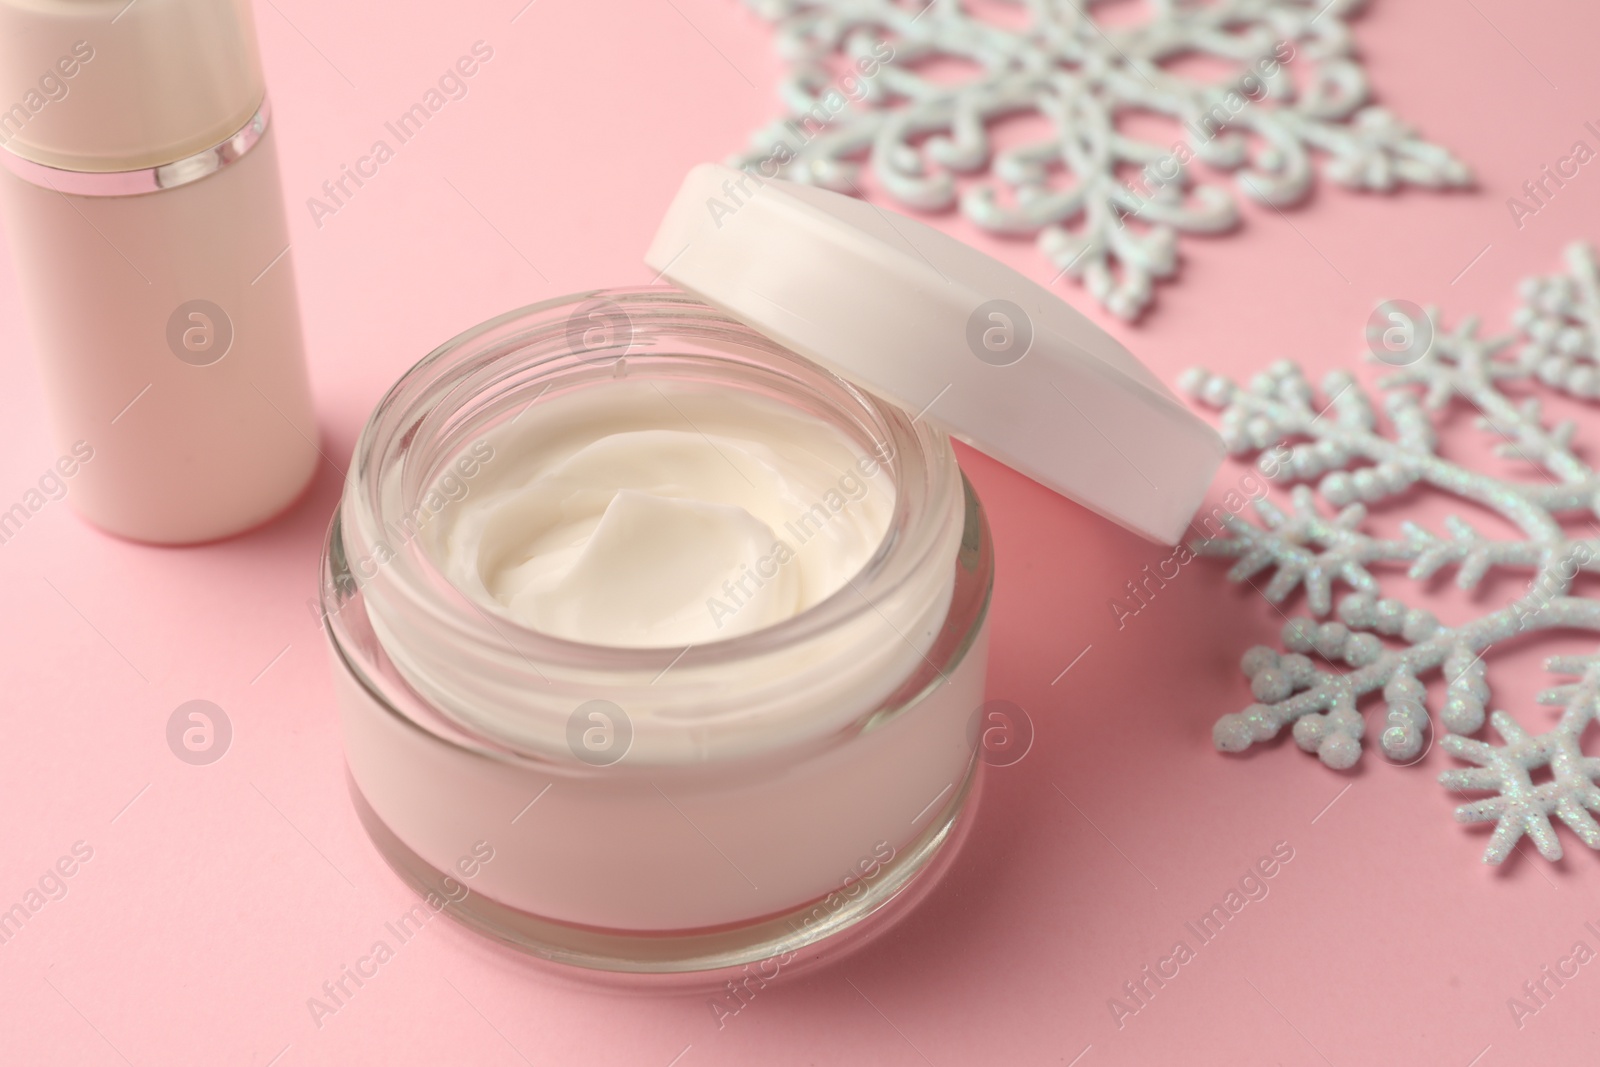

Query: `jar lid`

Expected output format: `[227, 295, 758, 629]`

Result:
[645, 164, 1224, 545]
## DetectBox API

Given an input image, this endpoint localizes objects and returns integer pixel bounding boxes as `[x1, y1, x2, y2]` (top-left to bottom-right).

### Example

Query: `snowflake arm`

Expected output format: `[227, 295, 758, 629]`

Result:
[1438, 656, 1600, 864]
[1184, 242, 1600, 864]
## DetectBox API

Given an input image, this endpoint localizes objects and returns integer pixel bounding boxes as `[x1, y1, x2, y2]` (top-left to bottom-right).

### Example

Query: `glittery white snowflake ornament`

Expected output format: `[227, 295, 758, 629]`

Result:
[1181, 243, 1600, 865]
[735, 0, 1470, 318]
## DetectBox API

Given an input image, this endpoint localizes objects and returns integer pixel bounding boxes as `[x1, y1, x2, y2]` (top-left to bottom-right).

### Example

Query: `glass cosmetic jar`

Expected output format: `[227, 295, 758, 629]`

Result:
[320, 288, 994, 976]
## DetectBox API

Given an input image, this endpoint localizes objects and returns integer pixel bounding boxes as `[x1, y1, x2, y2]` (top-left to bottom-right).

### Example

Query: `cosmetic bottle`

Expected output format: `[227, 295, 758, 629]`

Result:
[0, 0, 318, 543]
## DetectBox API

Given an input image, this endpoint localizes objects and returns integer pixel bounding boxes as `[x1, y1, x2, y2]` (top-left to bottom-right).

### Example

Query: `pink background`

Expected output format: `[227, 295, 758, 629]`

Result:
[2, 0, 1599, 1063]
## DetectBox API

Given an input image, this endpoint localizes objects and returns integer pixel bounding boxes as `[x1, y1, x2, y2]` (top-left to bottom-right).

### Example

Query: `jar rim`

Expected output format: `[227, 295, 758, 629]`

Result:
[323, 286, 994, 765]
[331, 286, 964, 673]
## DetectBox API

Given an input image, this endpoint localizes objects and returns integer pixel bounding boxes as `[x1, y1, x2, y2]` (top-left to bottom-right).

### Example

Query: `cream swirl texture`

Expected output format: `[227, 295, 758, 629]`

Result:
[431, 382, 894, 647]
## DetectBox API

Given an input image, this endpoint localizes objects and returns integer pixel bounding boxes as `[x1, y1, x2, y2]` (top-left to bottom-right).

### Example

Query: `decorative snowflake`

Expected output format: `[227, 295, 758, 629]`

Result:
[1180, 243, 1600, 865]
[734, 0, 1470, 319]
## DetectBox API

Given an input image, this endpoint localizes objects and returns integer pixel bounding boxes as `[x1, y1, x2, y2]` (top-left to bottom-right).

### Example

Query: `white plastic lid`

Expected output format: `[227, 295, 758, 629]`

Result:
[645, 163, 1224, 545]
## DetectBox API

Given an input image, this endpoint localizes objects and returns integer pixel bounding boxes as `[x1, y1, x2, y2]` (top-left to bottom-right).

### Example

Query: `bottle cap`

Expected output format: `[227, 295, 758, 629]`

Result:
[0, 0, 264, 173]
[645, 163, 1224, 545]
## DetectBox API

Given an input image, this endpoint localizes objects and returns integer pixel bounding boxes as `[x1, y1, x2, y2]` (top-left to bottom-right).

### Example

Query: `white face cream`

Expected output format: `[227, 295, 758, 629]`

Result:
[433, 382, 895, 647]
[324, 291, 993, 974]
